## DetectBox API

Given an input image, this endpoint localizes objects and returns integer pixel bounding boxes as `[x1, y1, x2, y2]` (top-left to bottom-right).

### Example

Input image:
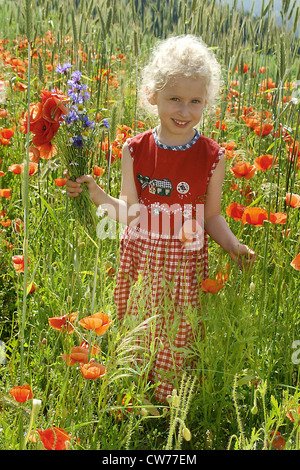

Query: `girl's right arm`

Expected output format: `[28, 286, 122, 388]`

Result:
[65, 142, 140, 226]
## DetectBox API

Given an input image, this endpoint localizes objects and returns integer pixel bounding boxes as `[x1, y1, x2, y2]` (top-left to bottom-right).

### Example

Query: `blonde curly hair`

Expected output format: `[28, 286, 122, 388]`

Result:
[139, 35, 222, 113]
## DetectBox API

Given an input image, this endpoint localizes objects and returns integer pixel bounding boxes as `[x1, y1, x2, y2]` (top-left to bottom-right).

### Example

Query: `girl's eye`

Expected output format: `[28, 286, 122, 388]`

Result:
[192, 99, 201, 104]
[171, 97, 179, 101]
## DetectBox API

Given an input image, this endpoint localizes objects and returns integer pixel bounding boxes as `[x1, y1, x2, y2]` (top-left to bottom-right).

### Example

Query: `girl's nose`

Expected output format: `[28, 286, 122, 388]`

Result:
[178, 103, 189, 117]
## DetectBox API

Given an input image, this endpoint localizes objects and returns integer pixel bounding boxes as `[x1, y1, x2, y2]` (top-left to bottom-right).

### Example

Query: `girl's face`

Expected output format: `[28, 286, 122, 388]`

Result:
[150, 76, 207, 146]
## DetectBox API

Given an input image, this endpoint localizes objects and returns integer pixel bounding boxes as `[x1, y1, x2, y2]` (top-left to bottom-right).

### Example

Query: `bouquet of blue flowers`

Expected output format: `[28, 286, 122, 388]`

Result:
[55, 63, 106, 233]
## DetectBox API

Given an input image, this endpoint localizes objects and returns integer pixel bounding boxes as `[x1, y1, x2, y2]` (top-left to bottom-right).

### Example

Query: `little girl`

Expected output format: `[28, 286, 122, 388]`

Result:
[66, 35, 256, 403]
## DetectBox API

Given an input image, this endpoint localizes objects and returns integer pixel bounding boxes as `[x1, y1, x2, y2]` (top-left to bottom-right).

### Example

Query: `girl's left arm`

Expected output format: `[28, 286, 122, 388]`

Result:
[204, 155, 256, 270]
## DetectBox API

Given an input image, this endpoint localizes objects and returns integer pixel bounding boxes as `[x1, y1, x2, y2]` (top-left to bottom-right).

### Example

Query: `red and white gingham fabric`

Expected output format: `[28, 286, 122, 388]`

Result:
[114, 226, 208, 402]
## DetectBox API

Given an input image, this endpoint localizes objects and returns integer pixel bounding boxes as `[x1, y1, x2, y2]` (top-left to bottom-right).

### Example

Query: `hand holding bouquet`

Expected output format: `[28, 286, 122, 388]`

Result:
[23, 62, 107, 234]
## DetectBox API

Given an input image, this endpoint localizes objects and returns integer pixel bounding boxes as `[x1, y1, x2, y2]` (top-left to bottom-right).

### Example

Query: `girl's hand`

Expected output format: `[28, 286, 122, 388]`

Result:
[63, 170, 100, 206]
[229, 243, 257, 271]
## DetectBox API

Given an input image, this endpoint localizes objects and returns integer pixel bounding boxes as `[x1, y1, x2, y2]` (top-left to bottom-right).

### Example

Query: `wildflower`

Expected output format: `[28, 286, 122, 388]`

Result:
[8, 164, 23, 174]
[79, 312, 112, 336]
[79, 360, 106, 379]
[69, 135, 83, 148]
[230, 161, 256, 180]
[12, 254, 28, 273]
[215, 120, 227, 130]
[36, 427, 71, 450]
[201, 278, 225, 293]
[62, 346, 89, 366]
[42, 95, 68, 123]
[38, 142, 57, 160]
[54, 178, 67, 187]
[291, 254, 300, 271]
[103, 118, 109, 128]
[31, 118, 60, 146]
[269, 212, 287, 224]
[62, 343, 100, 366]
[226, 202, 246, 221]
[56, 62, 72, 74]
[93, 165, 105, 177]
[241, 207, 268, 226]
[48, 312, 77, 333]
[0, 127, 14, 139]
[286, 192, 300, 208]
[254, 154, 277, 172]
[253, 122, 274, 137]
[0, 219, 11, 227]
[0, 188, 11, 199]
[268, 431, 285, 450]
[10, 384, 33, 403]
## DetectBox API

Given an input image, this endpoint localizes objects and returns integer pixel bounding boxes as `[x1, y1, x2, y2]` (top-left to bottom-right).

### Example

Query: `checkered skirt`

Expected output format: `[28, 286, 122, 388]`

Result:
[114, 226, 208, 402]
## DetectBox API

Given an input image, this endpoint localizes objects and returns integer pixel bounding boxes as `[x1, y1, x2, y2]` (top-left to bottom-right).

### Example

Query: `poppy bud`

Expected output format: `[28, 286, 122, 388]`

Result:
[183, 426, 191, 441]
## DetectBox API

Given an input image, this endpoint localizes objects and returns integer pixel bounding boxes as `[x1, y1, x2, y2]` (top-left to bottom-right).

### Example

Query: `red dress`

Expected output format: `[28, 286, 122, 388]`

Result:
[114, 128, 224, 402]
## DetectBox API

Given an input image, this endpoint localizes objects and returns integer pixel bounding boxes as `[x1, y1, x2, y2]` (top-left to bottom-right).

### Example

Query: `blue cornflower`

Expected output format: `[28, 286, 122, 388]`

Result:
[71, 135, 84, 148]
[81, 115, 95, 129]
[103, 118, 109, 129]
[64, 109, 79, 125]
[71, 70, 82, 82]
[67, 89, 82, 104]
[56, 62, 72, 74]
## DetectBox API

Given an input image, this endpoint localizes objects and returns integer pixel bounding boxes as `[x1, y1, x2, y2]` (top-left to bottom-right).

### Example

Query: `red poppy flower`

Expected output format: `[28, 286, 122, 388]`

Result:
[215, 120, 227, 130]
[0, 127, 15, 139]
[62, 343, 100, 366]
[36, 427, 71, 450]
[241, 207, 268, 226]
[269, 431, 285, 450]
[29, 146, 40, 163]
[79, 312, 112, 336]
[286, 193, 300, 208]
[8, 163, 23, 174]
[269, 212, 287, 224]
[291, 253, 300, 271]
[286, 405, 300, 423]
[54, 178, 67, 187]
[38, 142, 57, 160]
[254, 154, 277, 171]
[0, 171, 5, 177]
[0, 108, 8, 118]
[0, 219, 11, 227]
[48, 312, 77, 333]
[0, 188, 11, 199]
[14, 218, 24, 233]
[62, 346, 89, 366]
[226, 202, 246, 221]
[31, 118, 60, 146]
[93, 165, 105, 177]
[230, 161, 256, 179]
[200, 278, 225, 293]
[222, 141, 237, 150]
[260, 77, 276, 92]
[12, 254, 28, 273]
[79, 360, 106, 379]
[10, 384, 33, 403]
[42, 96, 68, 123]
[253, 122, 274, 136]
[22, 102, 44, 133]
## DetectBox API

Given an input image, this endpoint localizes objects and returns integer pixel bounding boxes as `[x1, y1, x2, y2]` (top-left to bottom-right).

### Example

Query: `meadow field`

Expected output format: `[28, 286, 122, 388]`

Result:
[0, 0, 300, 451]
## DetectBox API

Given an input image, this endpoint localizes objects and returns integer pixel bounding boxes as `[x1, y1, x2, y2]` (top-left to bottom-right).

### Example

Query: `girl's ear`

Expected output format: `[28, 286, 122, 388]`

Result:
[146, 87, 157, 106]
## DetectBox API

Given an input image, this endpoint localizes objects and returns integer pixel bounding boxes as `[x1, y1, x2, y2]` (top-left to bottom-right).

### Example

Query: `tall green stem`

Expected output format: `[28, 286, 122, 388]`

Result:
[20, 40, 31, 386]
